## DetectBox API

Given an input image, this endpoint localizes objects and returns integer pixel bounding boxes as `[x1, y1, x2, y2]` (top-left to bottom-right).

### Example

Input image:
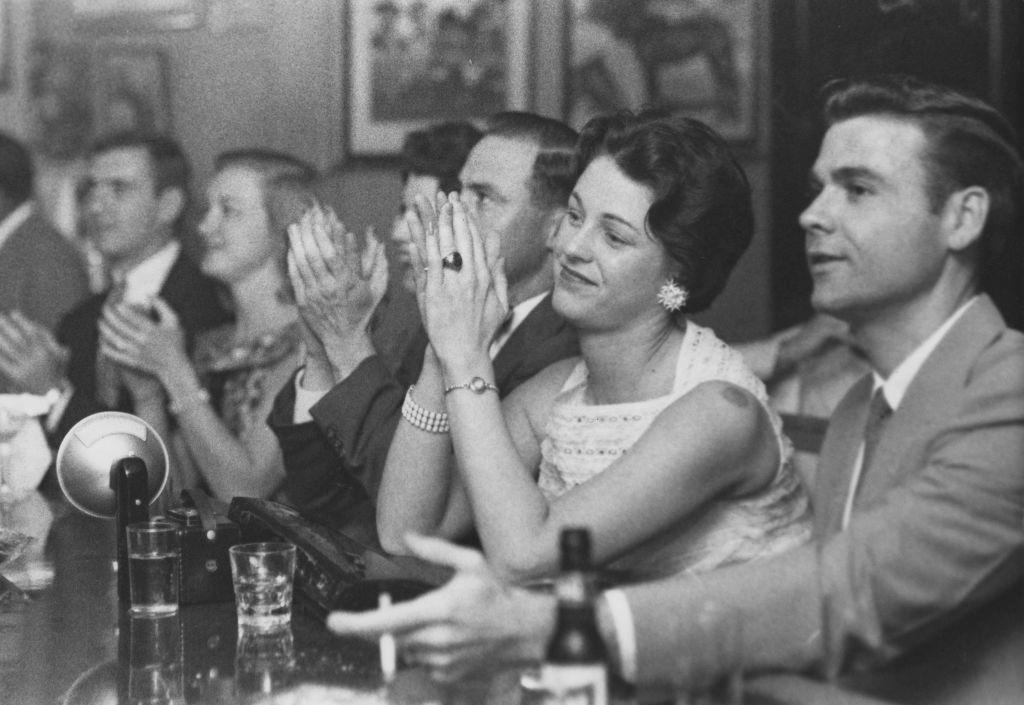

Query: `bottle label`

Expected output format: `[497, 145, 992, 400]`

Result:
[554, 573, 587, 604]
[527, 664, 608, 705]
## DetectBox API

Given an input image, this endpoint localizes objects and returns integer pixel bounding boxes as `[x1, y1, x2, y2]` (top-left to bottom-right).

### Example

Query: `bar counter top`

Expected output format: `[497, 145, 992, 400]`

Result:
[3, 491, 1017, 705]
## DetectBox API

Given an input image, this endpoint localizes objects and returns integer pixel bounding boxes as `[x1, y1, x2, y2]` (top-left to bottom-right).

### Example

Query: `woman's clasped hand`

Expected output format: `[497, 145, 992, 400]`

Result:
[406, 192, 508, 375]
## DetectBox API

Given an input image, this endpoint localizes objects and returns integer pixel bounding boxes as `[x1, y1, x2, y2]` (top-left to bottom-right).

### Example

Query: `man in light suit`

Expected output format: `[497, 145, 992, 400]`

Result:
[270, 113, 580, 540]
[328, 77, 1024, 702]
[0, 133, 231, 447]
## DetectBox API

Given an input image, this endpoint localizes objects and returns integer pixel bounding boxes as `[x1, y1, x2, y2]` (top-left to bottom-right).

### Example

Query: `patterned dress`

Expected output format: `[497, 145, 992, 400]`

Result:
[192, 321, 304, 438]
[538, 322, 811, 581]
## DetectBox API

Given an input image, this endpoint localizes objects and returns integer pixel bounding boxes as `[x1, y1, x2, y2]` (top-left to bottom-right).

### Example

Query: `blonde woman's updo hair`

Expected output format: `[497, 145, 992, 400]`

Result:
[212, 149, 319, 302]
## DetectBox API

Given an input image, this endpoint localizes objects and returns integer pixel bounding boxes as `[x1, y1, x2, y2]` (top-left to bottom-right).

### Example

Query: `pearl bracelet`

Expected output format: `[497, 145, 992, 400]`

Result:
[401, 385, 450, 433]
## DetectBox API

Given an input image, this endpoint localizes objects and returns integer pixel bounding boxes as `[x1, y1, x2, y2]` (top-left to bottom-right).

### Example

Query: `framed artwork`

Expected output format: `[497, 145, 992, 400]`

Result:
[567, 0, 761, 142]
[72, 0, 205, 33]
[28, 42, 94, 159]
[346, 0, 533, 157]
[92, 47, 173, 137]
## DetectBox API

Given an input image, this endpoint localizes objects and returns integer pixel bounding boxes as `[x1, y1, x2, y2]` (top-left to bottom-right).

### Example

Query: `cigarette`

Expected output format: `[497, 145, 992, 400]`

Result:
[378, 592, 396, 683]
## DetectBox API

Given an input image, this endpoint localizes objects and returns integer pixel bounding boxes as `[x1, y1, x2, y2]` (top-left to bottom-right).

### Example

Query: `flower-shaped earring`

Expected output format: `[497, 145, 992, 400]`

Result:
[657, 279, 689, 312]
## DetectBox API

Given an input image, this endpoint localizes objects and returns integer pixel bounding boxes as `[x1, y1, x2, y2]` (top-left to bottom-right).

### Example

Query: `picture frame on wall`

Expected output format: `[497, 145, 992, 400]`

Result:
[72, 0, 205, 33]
[346, 0, 533, 157]
[93, 47, 173, 138]
[567, 0, 761, 143]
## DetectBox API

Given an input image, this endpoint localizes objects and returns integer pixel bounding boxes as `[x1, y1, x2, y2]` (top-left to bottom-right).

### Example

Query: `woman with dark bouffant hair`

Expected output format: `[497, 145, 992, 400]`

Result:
[99, 149, 316, 501]
[377, 110, 810, 582]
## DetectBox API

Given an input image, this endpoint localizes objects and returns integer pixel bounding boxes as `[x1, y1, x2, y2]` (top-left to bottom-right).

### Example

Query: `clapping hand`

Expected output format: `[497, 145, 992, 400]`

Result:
[326, 534, 550, 683]
[405, 192, 508, 376]
[0, 311, 69, 394]
[98, 297, 189, 382]
[287, 204, 387, 379]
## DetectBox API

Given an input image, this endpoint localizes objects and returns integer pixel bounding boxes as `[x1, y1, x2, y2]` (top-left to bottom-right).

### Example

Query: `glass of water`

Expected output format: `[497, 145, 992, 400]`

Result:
[126, 521, 181, 616]
[229, 542, 297, 631]
[673, 600, 744, 705]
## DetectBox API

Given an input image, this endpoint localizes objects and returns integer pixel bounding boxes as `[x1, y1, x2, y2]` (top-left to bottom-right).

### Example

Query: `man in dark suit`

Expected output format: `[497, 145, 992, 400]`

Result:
[0, 133, 231, 446]
[271, 113, 581, 539]
[0, 131, 89, 344]
[328, 77, 1024, 703]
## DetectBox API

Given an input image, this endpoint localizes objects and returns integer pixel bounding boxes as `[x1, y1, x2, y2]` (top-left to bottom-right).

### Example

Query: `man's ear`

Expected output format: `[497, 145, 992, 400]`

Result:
[155, 186, 185, 228]
[542, 205, 566, 248]
[943, 185, 989, 252]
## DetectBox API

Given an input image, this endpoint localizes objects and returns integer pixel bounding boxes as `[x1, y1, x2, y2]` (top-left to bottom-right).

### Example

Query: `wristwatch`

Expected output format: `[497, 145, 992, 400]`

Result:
[443, 376, 499, 396]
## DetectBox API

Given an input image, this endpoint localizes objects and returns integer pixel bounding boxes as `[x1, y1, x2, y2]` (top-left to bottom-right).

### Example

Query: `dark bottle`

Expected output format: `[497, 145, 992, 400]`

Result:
[539, 527, 609, 705]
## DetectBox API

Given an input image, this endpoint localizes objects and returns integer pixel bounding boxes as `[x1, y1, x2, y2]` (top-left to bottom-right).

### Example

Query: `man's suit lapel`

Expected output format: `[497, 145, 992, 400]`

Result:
[158, 252, 206, 317]
[492, 294, 565, 392]
[856, 296, 1006, 507]
[815, 296, 1007, 536]
[815, 373, 873, 537]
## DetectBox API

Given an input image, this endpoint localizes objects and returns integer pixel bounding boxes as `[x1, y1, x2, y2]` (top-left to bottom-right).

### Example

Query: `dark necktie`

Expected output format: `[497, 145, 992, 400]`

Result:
[96, 278, 128, 408]
[860, 388, 892, 475]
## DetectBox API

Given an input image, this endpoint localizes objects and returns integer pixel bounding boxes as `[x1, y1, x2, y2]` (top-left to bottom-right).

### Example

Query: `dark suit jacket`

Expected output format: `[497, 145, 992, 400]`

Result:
[621, 296, 1024, 700]
[0, 210, 89, 332]
[50, 250, 232, 445]
[268, 293, 579, 536]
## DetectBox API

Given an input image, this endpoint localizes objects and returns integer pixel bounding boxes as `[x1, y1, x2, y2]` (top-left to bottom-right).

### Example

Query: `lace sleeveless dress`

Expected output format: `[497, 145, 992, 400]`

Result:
[537, 322, 811, 581]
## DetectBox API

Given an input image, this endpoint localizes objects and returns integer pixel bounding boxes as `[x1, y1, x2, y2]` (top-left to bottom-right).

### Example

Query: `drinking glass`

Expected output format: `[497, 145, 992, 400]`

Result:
[126, 521, 181, 615]
[0, 403, 28, 504]
[229, 542, 297, 631]
[673, 600, 744, 705]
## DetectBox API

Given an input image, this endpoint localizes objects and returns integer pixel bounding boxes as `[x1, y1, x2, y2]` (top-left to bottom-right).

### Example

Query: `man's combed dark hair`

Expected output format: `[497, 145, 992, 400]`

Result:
[484, 111, 580, 209]
[401, 121, 482, 194]
[91, 131, 191, 196]
[821, 75, 1023, 314]
[576, 109, 754, 315]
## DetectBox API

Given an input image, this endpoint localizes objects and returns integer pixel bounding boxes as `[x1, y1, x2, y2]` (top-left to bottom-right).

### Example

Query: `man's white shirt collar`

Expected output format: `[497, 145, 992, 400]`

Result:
[116, 240, 182, 305]
[0, 202, 35, 253]
[489, 291, 547, 358]
[872, 296, 978, 410]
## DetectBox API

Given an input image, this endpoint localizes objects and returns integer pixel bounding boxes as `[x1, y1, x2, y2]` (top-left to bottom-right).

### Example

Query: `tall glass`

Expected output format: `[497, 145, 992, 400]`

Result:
[126, 521, 181, 616]
[673, 600, 744, 705]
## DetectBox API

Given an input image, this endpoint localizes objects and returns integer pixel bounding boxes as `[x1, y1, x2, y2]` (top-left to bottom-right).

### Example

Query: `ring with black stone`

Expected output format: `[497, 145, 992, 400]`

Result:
[441, 251, 463, 272]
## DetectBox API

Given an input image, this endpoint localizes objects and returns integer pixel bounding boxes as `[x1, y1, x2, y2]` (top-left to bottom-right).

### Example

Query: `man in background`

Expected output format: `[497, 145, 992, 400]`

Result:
[272, 113, 581, 541]
[0, 132, 231, 447]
